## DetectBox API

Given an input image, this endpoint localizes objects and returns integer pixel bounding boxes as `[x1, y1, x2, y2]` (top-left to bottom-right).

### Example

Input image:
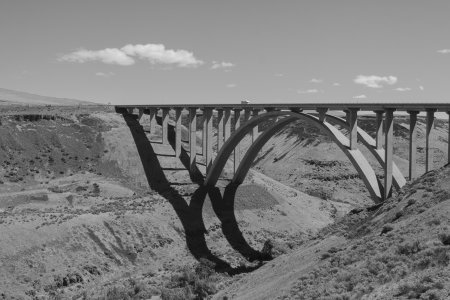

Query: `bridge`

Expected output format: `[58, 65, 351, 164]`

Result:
[116, 102, 450, 202]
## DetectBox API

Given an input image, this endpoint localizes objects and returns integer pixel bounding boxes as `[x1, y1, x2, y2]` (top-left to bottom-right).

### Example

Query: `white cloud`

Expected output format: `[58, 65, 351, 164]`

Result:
[353, 94, 367, 99]
[354, 75, 398, 88]
[332, 82, 341, 86]
[310, 78, 323, 83]
[211, 61, 235, 69]
[298, 89, 319, 94]
[419, 85, 425, 91]
[122, 44, 203, 67]
[437, 49, 450, 54]
[59, 48, 135, 66]
[95, 72, 115, 77]
[226, 83, 237, 88]
[394, 87, 411, 92]
[59, 43, 203, 68]
[274, 73, 284, 77]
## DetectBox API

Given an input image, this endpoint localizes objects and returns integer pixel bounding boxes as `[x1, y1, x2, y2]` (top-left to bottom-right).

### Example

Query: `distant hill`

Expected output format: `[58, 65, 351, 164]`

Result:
[0, 88, 97, 106]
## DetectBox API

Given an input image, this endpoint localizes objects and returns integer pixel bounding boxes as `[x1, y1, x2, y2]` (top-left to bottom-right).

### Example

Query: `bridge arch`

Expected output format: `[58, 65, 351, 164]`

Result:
[204, 111, 383, 202]
[325, 115, 406, 190]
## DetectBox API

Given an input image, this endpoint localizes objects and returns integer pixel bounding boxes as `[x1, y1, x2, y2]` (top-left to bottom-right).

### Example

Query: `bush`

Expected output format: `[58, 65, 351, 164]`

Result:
[162, 260, 218, 300]
[438, 233, 450, 245]
[397, 240, 421, 256]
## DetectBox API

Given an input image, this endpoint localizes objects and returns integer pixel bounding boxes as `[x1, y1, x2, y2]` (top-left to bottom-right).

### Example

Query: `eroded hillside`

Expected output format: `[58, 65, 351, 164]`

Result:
[216, 165, 450, 299]
[0, 108, 341, 299]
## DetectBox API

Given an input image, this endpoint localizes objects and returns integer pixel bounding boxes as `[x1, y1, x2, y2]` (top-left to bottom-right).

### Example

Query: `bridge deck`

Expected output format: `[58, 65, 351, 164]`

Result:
[116, 102, 450, 112]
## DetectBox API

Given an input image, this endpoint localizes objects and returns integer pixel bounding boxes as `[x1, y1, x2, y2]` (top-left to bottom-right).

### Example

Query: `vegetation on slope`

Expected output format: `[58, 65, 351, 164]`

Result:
[218, 165, 450, 299]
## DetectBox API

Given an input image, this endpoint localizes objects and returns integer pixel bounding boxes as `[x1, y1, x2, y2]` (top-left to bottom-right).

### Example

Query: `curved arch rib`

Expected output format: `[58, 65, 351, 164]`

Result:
[233, 116, 298, 184]
[205, 111, 382, 202]
[204, 111, 288, 186]
[325, 114, 406, 190]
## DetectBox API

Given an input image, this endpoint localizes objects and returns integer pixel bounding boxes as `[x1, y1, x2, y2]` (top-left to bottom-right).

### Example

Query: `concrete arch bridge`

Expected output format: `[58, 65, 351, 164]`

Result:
[116, 103, 450, 202]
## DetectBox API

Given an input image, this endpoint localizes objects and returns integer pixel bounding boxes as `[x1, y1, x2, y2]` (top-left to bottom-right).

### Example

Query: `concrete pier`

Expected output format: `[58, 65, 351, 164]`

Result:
[375, 110, 384, 149]
[217, 109, 224, 150]
[426, 109, 436, 172]
[233, 109, 242, 174]
[408, 111, 419, 180]
[384, 109, 395, 199]
[204, 108, 213, 172]
[348, 109, 359, 150]
[175, 108, 182, 158]
[162, 108, 169, 144]
[189, 108, 197, 173]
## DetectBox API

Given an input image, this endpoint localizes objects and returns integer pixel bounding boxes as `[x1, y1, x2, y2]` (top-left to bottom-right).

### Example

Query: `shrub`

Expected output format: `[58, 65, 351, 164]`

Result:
[438, 233, 450, 245]
[397, 240, 421, 256]
[380, 225, 393, 235]
[162, 260, 218, 300]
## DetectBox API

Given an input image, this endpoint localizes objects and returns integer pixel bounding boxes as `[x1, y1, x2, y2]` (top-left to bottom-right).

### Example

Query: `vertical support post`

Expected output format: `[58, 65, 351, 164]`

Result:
[243, 108, 252, 142]
[375, 110, 384, 149]
[149, 108, 157, 135]
[317, 108, 328, 122]
[138, 108, 144, 121]
[217, 109, 224, 151]
[408, 111, 419, 180]
[202, 108, 207, 156]
[205, 108, 213, 172]
[345, 110, 351, 125]
[162, 108, 170, 144]
[233, 109, 242, 174]
[348, 108, 359, 150]
[224, 108, 231, 141]
[384, 108, 395, 199]
[426, 109, 436, 172]
[252, 109, 260, 142]
[189, 108, 197, 173]
[175, 108, 182, 159]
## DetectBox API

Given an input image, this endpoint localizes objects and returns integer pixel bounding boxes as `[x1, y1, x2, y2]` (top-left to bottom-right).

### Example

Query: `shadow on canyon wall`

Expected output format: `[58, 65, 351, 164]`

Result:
[119, 111, 270, 274]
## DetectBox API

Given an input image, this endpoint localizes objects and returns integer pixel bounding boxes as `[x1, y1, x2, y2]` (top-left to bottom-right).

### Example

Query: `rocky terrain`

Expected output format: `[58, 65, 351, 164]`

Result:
[0, 104, 448, 299]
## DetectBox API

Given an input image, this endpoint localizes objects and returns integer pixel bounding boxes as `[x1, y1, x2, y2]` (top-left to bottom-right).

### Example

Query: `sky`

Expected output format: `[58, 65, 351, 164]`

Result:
[1, 0, 450, 105]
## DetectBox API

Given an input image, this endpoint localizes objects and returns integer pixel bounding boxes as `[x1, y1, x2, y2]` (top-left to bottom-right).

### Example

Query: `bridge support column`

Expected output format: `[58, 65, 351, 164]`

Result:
[317, 108, 328, 122]
[189, 108, 197, 172]
[375, 110, 384, 149]
[426, 109, 436, 172]
[384, 108, 395, 199]
[252, 109, 260, 142]
[175, 108, 182, 159]
[408, 111, 419, 180]
[347, 108, 359, 150]
[217, 109, 224, 150]
[149, 108, 157, 135]
[224, 109, 231, 141]
[202, 109, 207, 156]
[205, 108, 213, 172]
[244, 108, 252, 141]
[233, 109, 242, 174]
[162, 108, 170, 144]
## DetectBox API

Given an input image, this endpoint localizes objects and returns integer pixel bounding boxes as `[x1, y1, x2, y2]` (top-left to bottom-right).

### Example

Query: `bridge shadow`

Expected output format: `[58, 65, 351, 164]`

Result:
[120, 112, 268, 274]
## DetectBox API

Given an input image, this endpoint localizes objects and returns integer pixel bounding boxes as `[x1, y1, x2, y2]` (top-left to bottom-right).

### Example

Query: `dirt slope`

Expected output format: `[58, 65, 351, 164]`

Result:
[0, 108, 341, 299]
[215, 164, 450, 299]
